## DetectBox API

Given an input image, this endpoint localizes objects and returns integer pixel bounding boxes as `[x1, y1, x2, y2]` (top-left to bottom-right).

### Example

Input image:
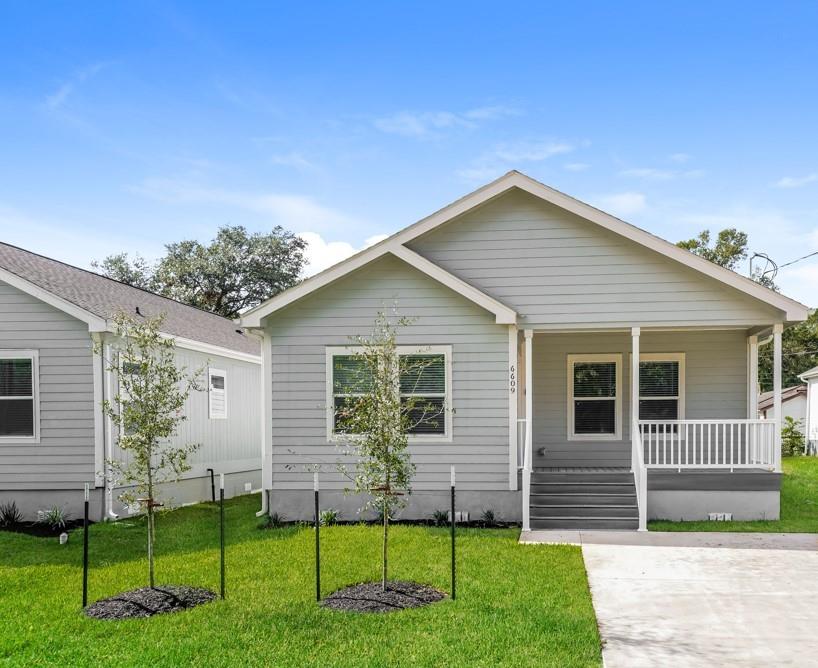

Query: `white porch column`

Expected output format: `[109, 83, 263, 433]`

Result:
[522, 329, 533, 532]
[747, 334, 759, 418]
[508, 325, 519, 491]
[773, 323, 783, 472]
[631, 327, 640, 440]
[631, 327, 647, 531]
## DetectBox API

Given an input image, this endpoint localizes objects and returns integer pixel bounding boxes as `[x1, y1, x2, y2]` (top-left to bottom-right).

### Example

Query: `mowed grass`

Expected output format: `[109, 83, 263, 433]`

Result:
[0, 496, 601, 667]
[650, 456, 818, 532]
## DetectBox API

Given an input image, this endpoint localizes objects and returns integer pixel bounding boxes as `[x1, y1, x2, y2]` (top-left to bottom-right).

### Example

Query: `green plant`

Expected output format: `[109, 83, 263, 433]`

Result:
[319, 508, 339, 526]
[0, 500, 23, 527]
[97, 312, 204, 587]
[481, 509, 498, 527]
[432, 509, 448, 527]
[259, 512, 287, 529]
[782, 416, 806, 457]
[36, 505, 70, 531]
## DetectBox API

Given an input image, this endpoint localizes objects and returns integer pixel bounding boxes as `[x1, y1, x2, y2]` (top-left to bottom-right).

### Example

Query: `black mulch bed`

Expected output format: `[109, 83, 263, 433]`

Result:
[84, 585, 217, 620]
[0, 519, 88, 538]
[321, 580, 446, 614]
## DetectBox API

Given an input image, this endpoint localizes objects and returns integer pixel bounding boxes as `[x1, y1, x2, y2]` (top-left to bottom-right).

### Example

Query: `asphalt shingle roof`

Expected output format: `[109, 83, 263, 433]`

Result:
[0, 242, 259, 356]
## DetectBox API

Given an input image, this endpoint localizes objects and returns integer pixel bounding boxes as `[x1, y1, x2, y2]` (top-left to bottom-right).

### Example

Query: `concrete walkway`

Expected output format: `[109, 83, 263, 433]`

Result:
[521, 531, 818, 667]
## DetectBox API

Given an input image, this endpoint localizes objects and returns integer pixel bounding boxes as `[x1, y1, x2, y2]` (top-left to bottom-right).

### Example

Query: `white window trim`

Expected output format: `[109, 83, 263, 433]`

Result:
[0, 349, 40, 444]
[326, 345, 453, 443]
[208, 367, 227, 420]
[638, 352, 686, 422]
[567, 353, 622, 441]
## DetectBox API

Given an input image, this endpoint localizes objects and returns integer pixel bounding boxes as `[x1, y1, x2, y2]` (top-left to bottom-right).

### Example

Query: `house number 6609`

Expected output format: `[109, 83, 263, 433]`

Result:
[509, 364, 516, 394]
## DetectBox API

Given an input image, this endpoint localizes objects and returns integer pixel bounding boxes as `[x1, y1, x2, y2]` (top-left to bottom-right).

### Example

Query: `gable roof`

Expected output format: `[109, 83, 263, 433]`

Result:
[0, 242, 259, 358]
[800, 366, 818, 381]
[240, 171, 810, 327]
[758, 385, 807, 410]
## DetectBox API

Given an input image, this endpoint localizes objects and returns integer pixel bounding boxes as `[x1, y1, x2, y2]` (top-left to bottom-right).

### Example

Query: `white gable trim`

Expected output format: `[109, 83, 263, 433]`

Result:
[0, 266, 109, 331]
[240, 171, 809, 325]
[241, 244, 517, 326]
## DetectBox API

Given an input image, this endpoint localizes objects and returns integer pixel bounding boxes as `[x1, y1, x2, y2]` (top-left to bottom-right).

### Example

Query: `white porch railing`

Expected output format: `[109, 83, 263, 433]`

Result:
[638, 419, 779, 471]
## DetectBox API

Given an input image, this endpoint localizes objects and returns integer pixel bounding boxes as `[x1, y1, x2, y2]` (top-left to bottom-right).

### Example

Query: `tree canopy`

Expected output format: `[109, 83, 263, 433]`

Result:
[93, 225, 307, 318]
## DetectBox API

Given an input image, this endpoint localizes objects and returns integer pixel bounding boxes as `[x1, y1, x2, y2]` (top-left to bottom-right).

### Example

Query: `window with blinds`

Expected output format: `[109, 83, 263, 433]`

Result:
[209, 368, 227, 419]
[567, 354, 621, 440]
[328, 347, 451, 439]
[0, 351, 38, 440]
[639, 354, 684, 422]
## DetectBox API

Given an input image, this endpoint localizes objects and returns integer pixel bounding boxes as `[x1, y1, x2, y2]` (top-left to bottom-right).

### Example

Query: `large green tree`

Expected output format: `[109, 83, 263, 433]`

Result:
[93, 225, 307, 318]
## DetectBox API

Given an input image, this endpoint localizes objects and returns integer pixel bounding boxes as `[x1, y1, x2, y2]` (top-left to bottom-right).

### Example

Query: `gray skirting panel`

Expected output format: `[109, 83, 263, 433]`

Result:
[647, 469, 781, 492]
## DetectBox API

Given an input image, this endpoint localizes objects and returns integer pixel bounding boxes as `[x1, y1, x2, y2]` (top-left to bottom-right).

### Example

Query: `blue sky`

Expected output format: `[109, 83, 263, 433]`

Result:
[1, 2, 817, 304]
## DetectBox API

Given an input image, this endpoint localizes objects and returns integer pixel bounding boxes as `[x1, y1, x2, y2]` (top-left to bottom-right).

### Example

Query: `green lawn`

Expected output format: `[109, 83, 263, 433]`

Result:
[0, 496, 601, 667]
[649, 456, 818, 532]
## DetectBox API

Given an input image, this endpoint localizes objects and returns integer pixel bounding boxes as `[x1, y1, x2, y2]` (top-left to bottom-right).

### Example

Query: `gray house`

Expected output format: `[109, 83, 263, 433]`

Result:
[0, 243, 262, 522]
[239, 171, 809, 530]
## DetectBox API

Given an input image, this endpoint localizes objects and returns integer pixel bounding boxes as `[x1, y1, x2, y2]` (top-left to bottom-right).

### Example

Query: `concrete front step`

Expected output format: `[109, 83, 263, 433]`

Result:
[530, 517, 640, 530]
[531, 504, 638, 519]
[531, 482, 636, 494]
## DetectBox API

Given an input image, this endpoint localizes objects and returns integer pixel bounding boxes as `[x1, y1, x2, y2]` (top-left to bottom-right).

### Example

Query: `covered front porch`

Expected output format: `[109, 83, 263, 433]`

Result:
[513, 325, 784, 531]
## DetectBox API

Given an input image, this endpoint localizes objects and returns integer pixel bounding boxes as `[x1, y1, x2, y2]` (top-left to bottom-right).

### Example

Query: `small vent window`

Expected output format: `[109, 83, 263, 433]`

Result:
[209, 368, 227, 419]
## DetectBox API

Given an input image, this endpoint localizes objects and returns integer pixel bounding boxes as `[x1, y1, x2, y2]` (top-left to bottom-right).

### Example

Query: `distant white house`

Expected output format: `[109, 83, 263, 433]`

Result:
[800, 366, 818, 455]
[0, 242, 262, 521]
[758, 386, 807, 424]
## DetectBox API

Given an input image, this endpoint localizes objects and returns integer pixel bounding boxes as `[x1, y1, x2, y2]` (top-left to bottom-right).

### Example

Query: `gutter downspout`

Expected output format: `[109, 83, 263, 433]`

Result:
[100, 334, 119, 521]
[243, 326, 269, 517]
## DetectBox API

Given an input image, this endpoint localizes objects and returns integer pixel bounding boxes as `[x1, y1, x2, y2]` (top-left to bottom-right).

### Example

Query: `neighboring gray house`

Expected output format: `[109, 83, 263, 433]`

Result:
[0, 243, 262, 521]
[758, 385, 807, 423]
[800, 366, 818, 455]
[240, 171, 809, 530]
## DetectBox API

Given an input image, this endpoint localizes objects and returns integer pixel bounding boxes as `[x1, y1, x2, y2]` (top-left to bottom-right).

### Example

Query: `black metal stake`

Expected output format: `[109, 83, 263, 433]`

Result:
[219, 481, 225, 599]
[207, 468, 216, 503]
[314, 488, 321, 602]
[82, 483, 89, 608]
[451, 479, 456, 601]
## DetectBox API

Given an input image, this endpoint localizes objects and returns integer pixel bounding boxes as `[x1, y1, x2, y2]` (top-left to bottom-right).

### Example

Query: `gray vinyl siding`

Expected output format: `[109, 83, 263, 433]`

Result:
[267, 254, 509, 492]
[0, 280, 95, 490]
[408, 189, 784, 328]
[110, 347, 261, 481]
[532, 330, 748, 467]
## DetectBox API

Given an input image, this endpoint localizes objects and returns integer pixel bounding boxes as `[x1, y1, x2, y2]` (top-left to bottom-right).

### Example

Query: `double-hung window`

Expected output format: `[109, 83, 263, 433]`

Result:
[0, 350, 39, 442]
[327, 346, 452, 441]
[567, 354, 621, 440]
[639, 353, 685, 422]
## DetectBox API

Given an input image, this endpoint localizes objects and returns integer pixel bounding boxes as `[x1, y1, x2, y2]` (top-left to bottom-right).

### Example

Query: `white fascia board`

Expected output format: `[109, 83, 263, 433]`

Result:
[0, 267, 109, 331]
[239, 170, 809, 325]
[388, 245, 516, 324]
[799, 366, 818, 381]
[159, 333, 262, 365]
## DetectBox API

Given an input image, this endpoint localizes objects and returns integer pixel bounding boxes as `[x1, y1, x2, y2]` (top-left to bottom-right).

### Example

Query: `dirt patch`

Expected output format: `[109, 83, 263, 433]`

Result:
[84, 585, 217, 620]
[321, 580, 446, 613]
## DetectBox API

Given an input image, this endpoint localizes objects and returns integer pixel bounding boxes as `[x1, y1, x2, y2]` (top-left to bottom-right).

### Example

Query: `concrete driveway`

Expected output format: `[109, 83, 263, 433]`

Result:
[521, 531, 818, 667]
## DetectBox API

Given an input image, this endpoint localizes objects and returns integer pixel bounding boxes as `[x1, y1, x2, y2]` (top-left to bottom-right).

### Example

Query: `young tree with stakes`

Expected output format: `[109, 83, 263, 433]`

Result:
[334, 311, 444, 591]
[97, 313, 203, 587]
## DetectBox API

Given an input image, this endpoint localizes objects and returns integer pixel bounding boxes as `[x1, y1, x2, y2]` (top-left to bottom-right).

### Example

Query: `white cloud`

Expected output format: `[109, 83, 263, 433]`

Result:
[132, 178, 359, 231]
[269, 152, 316, 171]
[44, 62, 109, 110]
[669, 153, 691, 163]
[374, 105, 519, 138]
[298, 232, 388, 276]
[772, 173, 818, 189]
[619, 167, 704, 181]
[564, 162, 590, 172]
[457, 140, 575, 182]
[596, 192, 647, 217]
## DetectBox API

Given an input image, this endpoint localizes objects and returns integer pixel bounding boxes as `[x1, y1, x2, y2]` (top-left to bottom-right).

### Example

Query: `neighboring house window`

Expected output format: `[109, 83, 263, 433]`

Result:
[0, 350, 39, 441]
[209, 368, 227, 419]
[567, 354, 621, 440]
[327, 346, 452, 441]
[639, 353, 685, 422]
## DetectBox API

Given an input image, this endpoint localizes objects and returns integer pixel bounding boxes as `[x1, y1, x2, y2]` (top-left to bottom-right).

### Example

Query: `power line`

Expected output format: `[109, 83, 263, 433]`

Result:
[779, 250, 818, 269]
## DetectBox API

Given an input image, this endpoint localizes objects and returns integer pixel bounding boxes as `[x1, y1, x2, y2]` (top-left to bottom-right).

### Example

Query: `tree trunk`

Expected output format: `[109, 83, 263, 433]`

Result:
[147, 467, 155, 588]
[382, 497, 388, 591]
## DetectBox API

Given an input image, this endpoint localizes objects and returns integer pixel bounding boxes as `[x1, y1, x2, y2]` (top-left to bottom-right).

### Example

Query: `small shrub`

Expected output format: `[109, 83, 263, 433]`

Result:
[432, 509, 449, 527]
[782, 416, 806, 457]
[259, 511, 287, 529]
[481, 509, 498, 527]
[0, 500, 23, 527]
[319, 508, 339, 526]
[36, 505, 70, 531]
